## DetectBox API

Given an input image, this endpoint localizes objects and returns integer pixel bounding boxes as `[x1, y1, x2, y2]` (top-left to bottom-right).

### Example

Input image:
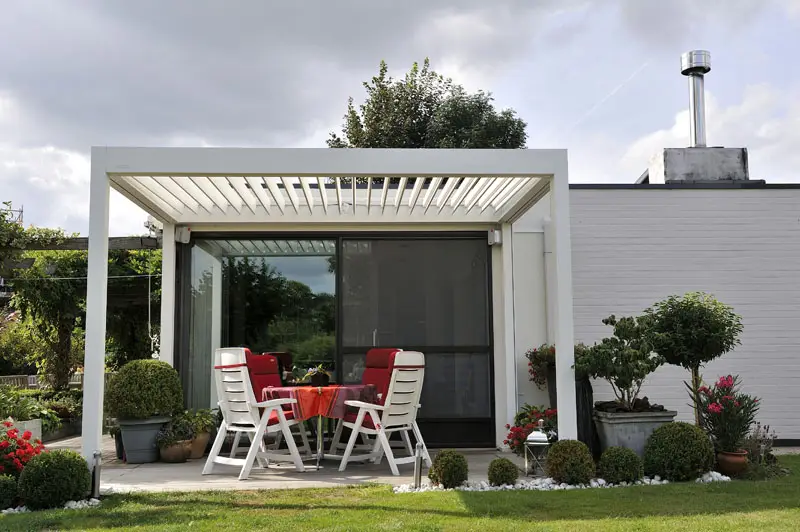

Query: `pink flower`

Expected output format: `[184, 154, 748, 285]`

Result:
[698, 386, 711, 396]
[717, 375, 734, 389]
[707, 402, 723, 414]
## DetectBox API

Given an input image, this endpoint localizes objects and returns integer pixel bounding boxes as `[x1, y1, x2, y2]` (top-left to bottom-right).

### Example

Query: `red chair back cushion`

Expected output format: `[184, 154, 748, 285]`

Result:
[265, 352, 293, 373]
[362, 348, 400, 404]
[245, 351, 282, 393]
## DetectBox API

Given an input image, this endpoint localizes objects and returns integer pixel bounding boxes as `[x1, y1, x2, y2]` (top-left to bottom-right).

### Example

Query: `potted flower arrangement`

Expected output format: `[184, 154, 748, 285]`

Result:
[504, 404, 557, 455]
[156, 419, 195, 463]
[693, 375, 759, 476]
[105, 359, 184, 464]
[303, 364, 330, 387]
[187, 409, 215, 459]
[575, 315, 676, 457]
[525, 344, 557, 407]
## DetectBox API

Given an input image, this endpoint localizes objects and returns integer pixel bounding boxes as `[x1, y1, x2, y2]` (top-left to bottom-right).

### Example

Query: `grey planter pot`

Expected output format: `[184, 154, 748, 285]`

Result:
[119, 417, 171, 464]
[9, 419, 42, 442]
[594, 410, 677, 457]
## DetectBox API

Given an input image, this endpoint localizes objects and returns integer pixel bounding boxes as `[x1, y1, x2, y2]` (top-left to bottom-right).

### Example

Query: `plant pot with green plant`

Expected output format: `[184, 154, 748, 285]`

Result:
[0, 385, 61, 443]
[186, 409, 215, 459]
[155, 421, 194, 464]
[303, 364, 330, 387]
[575, 315, 676, 457]
[693, 375, 759, 476]
[105, 359, 184, 464]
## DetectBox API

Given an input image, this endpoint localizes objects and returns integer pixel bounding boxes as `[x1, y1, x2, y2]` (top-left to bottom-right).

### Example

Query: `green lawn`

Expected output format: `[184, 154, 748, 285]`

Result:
[2, 455, 798, 532]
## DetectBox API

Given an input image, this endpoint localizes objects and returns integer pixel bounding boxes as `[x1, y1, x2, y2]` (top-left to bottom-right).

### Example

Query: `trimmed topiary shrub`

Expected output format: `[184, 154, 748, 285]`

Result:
[488, 457, 519, 486]
[106, 359, 184, 420]
[0, 474, 17, 509]
[598, 446, 643, 484]
[428, 450, 468, 489]
[644, 422, 714, 481]
[545, 440, 596, 485]
[18, 450, 91, 510]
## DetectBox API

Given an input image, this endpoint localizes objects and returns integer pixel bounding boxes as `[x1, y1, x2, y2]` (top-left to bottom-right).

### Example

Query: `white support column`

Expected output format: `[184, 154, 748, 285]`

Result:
[501, 224, 518, 428]
[550, 173, 578, 440]
[159, 223, 176, 365]
[209, 256, 222, 408]
[81, 149, 110, 464]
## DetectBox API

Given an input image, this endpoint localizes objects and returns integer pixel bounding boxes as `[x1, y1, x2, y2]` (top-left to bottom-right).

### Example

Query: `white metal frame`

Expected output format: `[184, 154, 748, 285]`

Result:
[80, 147, 577, 464]
[336, 351, 432, 476]
[202, 348, 307, 480]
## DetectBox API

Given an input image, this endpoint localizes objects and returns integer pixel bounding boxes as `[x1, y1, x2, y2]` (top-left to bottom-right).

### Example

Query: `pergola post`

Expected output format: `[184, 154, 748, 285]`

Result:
[500, 223, 518, 428]
[550, 173, 578, 440]
[81, 149, 111, 464]
[159, 223, 176, 365]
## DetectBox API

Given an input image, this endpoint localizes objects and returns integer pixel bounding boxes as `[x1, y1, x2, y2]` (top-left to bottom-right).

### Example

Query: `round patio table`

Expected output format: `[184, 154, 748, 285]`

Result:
[262, 384, 377, 469]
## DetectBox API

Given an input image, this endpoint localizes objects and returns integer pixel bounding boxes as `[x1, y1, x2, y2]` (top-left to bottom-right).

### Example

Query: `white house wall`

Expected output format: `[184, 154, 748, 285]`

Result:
[512, 187, 800, 440]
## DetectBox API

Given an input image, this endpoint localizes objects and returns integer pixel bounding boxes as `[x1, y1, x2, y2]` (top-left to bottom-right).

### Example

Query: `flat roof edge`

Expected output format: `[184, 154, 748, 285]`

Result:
[569, 180, 800, 190]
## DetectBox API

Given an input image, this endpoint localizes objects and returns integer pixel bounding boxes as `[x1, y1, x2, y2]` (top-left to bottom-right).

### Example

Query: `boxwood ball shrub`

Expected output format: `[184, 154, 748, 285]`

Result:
[106, 359, 184, 420]
[545, 440, 596, 485]
[488, 457, 519, 486]
[598, 446, 643, 484]
[644, 422, 715, 481]
[18, 450, 91, 510]
[428, 450, 468, 489]
[0, 474, 16, 510]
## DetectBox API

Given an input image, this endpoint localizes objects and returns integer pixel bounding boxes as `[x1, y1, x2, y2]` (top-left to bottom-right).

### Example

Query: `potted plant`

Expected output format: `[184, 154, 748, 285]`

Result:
[105, 359, 184, 464]
[156, 421, 194, 463]
[0, 386, 60, 443]
[645, 292, 743, 425]
[525, 344, 557, 407]
[303, 364, 330, 387]
[503, 404, 557, 455]
[575, 315, 676, 457]
[187, 409, 215, 459]
[693, 375, 759, 476]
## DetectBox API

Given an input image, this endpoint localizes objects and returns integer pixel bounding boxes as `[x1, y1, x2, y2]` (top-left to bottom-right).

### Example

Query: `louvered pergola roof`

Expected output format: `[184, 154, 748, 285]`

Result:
[97, 147, 566, 226]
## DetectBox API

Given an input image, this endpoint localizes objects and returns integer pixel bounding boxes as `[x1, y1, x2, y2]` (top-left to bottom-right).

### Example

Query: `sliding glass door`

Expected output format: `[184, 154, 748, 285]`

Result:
[339, 237, 494, 447]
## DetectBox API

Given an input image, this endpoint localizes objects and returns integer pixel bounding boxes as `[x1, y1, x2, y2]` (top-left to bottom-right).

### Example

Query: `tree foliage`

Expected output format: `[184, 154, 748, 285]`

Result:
[328, 58, 527, 152]
[645, 292, 743, 424]
[575, 315, 664, 411]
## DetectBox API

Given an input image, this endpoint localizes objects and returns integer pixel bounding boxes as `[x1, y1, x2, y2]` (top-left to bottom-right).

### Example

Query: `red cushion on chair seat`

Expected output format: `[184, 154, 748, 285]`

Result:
[343, 410, 378, 430]
[267, 409, 295, 426]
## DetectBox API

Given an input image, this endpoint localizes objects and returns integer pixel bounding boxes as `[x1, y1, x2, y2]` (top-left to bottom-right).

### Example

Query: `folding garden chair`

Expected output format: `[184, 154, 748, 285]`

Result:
[203, 348, 306, 480]
[337, 350, 432, 476]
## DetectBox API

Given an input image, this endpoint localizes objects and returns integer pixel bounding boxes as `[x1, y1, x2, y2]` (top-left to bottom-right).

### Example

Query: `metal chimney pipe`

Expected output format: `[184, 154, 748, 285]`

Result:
[680, 50, 711, 147]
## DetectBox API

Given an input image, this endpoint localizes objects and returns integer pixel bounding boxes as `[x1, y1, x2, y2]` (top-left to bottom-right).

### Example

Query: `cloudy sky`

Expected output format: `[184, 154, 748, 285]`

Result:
[1, 0, 799, 236]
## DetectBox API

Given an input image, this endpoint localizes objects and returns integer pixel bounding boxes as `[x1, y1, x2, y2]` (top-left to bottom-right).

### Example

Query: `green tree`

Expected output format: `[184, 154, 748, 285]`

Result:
[645, 292, 744, 425]
[11, 245, 87, 391]
[328, 59, 528, 180]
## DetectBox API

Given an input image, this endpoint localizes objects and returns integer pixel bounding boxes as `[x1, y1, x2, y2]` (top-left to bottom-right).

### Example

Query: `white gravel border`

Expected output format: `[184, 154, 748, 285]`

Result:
[2, 498, 101, 514]
[394, 471, 731, 493]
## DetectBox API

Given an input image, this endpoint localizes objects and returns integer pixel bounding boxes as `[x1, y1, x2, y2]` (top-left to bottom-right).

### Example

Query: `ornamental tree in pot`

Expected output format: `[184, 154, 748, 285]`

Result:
[693, 375, 759, 476]
[105, 359, 183, 464]
[645, 292, 743, 426]
[575, 314, 675, 457]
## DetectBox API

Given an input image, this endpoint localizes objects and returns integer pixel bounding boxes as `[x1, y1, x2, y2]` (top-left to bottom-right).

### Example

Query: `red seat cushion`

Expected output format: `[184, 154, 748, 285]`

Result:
[362, 348, 400, 404]
[267, 409, 295, 426]
[343, 410, 377, 430]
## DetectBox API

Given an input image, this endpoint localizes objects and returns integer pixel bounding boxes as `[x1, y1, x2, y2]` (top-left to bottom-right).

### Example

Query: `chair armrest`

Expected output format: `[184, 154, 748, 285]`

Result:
[254, 398, 297, 408]
[345, 400, 385, 410]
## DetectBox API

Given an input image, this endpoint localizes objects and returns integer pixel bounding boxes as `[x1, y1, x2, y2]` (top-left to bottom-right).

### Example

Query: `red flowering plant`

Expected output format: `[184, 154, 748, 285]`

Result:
[504, 404, 558, 455]
[525, 344, 556, 390]
[692, 375, 759, 453]
[0, 420, 46, 477]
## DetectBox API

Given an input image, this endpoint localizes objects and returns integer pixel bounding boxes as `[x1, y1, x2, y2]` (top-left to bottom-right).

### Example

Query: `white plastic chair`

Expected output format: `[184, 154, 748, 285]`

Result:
[203, 348, 306, 480]
[337, 351, 432, 475]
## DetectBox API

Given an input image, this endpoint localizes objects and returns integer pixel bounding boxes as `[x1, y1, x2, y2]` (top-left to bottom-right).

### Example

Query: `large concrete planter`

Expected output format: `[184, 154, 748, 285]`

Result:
[119, 417, 171, 464]
[9, 419, 42, 442]
[594, 410, 677, 457]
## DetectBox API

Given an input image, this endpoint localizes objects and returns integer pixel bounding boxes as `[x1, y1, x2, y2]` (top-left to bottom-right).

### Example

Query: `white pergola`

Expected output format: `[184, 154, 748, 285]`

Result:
[81, 147, 577, 463]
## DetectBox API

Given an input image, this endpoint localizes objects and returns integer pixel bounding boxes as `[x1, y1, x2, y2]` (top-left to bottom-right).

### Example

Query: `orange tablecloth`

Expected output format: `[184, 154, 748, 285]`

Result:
[261, 385, 377, 421]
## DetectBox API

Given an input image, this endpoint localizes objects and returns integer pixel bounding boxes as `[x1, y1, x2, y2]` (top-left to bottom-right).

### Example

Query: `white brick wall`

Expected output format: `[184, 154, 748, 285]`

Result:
[570, 187, 800, 439]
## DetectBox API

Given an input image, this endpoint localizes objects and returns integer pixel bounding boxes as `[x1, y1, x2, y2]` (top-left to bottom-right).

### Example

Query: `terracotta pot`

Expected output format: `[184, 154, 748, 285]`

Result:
[717, 450, 748, 476]
[190, 432, 211, 459]
[160, 442, 188, 463]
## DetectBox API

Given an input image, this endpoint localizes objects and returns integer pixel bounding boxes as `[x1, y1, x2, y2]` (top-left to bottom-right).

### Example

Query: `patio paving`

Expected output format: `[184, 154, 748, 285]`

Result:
[51, 435, 522, 493]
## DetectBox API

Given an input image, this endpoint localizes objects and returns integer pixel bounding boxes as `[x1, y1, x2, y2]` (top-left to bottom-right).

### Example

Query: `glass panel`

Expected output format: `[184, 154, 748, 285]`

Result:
[418, 353, 492, 419]
[341, 239, 489, 347]
[187, 239, 337, 397]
